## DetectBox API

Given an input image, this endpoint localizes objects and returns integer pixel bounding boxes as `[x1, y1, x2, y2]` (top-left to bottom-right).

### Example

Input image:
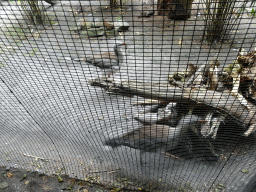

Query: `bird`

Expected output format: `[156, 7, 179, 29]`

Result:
[75, 42, 126, 78]
[105, 114, 205, 153]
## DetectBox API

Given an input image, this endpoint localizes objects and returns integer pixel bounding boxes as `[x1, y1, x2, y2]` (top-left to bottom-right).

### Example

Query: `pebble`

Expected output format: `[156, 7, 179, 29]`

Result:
[5, 166, 10, 171]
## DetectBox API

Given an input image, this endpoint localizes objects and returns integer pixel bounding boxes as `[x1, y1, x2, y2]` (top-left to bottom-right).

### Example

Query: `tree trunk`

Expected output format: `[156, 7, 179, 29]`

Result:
[157, 0, 193, 20]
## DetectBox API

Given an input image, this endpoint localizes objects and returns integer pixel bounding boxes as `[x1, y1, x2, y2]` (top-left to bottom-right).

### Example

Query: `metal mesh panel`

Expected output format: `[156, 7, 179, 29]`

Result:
[0, 0, 256, 191]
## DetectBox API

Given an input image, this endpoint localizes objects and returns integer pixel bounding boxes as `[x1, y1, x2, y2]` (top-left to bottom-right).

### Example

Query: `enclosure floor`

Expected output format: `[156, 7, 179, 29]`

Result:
[0, 1, 256, 191]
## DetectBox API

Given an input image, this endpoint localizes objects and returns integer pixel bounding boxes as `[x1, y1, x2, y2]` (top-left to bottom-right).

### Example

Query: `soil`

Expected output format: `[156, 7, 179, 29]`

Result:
[0, 166, 118, 192]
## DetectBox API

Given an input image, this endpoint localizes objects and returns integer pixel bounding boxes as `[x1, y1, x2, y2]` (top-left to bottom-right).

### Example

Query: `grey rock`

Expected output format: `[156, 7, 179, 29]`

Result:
[114, 21, 129, 32]
[0, 182, 8, 189]
[80, 29, 105, 37]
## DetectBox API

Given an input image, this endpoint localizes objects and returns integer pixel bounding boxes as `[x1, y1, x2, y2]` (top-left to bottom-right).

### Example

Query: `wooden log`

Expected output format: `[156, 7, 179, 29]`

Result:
[90, 78, 256, 132]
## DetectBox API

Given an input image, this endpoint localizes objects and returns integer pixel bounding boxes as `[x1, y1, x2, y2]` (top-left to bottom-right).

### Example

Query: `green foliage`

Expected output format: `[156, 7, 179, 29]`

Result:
[203, 0, 240, 42]
[203, 0, 255, 42]
[19, 0, 47, 25]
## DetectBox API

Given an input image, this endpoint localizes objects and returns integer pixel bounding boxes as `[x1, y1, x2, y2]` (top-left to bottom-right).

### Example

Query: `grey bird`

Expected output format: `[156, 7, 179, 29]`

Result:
[75, 43, 126, 78]
[105, 114, 205, 152]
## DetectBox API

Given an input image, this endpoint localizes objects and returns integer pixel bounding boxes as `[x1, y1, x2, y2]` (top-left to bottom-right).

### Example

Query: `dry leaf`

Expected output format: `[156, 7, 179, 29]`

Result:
[178, 38, 182, 46]
[241, 169, 249, 174]
[7, 173, 14, 178]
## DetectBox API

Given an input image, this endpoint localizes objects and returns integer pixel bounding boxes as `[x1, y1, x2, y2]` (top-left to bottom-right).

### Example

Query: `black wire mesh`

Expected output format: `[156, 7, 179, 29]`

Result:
[0, 0, 256, 191]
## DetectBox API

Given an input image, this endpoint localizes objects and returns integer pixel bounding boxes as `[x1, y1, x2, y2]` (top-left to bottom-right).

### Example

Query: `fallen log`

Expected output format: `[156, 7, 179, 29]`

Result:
[90, 78, 256, 133]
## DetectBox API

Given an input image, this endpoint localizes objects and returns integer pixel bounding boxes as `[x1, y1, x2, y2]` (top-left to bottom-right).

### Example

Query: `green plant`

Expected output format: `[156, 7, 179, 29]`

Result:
[116, 16, 123, 21]
[202, 0, 246, 42]
[19, 0, 47, 25]
[237, 1, 256, 18]
[30, 48, 39, 56]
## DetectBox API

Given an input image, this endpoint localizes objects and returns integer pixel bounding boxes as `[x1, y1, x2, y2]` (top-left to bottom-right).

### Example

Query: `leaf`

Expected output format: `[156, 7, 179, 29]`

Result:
[20, 173, 27, 181]
[62, 186, 73, 190]
[178, 38, 182, 46]
[55, 167, 64, 175]
[84, 178, 90, 182]
[218, 183, 226, 188]
[241, 169, 249, 174]
[7, 172, 14, 178]
[111, 188, 122, 192]
[57, 175, 64, 182]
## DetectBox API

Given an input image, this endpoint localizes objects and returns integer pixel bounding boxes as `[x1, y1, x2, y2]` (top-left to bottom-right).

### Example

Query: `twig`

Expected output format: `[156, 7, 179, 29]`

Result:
[23, 153, 48, 162]
[22, 179, 31, 192]
[162, 152, 182, 160]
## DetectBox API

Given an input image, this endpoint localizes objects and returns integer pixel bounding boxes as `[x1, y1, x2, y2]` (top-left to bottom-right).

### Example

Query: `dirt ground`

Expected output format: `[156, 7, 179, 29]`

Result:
[0, 166, 122, 192]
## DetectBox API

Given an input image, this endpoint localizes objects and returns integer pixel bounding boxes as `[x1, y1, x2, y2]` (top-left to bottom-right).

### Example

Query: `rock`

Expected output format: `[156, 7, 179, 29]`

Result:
[103, 19, 114, 30]
[72, 26, 81, 32]
[0, 182, 8, 189]
[91, 21, 104, 28]
[80, 28, 105, 38]
[138, 6, 155, 18]
[73, 20, 93, 32]
[38, 172, 45, 176]
[80, 21, 93, 30]
[105, 30, 118, 37]
[113, 21, 129, 32]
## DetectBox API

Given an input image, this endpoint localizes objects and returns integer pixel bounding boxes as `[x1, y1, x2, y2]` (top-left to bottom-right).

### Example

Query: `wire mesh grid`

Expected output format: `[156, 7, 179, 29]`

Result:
[0, 0, 256, 191]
